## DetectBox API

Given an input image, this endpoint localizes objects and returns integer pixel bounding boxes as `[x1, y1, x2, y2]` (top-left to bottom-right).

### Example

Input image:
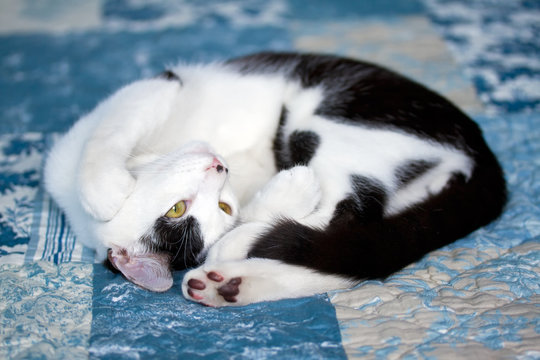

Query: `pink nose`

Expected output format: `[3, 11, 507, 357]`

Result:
[209, 157, 227, 173]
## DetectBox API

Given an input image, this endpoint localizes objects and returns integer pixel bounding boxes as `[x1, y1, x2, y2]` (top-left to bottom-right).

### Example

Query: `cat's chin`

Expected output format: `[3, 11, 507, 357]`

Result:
[107, 248, 173, 292]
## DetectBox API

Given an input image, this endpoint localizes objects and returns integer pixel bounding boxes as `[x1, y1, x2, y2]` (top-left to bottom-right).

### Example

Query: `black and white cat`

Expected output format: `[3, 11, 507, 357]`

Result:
[44, 52, 506, 306]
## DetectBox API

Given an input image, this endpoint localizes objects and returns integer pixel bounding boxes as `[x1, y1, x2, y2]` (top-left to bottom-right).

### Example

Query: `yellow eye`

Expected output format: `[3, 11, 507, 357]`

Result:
[218, 202, 232, 215]
[165, 200, 187, 218]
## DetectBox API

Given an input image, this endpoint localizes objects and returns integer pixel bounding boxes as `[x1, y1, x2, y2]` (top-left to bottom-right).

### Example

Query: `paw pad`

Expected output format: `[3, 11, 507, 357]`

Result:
[187, 278, 206, 290]
[207, 271, 224, 282]
[217, 277, 242, 303]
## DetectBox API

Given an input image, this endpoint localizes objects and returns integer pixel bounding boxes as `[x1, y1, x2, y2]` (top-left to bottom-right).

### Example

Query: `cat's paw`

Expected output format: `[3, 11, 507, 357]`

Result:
[182, 258, 346, 307]
[243, 166, 321, 222]
[182, 266, 245, 307]
[182, 259, 284, 307]
[78, 165, 136, 221]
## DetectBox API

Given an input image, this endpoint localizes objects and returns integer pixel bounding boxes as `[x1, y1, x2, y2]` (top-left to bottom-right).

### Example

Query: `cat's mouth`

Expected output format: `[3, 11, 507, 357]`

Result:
[107, 247, 173, 292]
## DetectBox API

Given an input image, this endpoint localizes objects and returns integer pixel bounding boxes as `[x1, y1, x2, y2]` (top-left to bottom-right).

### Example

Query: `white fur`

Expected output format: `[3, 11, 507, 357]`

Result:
[44, 61, 474, 303]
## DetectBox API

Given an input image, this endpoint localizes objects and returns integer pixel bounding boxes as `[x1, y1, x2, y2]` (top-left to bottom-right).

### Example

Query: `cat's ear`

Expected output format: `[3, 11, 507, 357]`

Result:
[108, 249, 173, 292]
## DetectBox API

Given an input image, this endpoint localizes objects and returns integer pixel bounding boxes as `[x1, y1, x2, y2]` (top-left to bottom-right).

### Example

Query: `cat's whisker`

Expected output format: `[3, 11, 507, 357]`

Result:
[170, 236, 185, 265]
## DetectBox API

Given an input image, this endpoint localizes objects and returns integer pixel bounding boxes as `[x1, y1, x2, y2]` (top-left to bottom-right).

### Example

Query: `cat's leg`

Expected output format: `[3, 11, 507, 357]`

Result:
[182, 258, 354, 307]
[78, 78, 181, 221]
[203, 166, 321, 263]
[184, 166, 339, 306]
[241, 165, 322, 223]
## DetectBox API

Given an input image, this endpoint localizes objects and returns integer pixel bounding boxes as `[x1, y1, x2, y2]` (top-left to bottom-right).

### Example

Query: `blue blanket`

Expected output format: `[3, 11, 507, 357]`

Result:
[1, 1, 539, 358]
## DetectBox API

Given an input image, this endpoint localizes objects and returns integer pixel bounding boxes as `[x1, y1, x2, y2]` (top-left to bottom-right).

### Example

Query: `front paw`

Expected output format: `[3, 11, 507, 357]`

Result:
[243, 166, 321, 221]
[79, 166, 136, 221]
[182, 267, 244, 307]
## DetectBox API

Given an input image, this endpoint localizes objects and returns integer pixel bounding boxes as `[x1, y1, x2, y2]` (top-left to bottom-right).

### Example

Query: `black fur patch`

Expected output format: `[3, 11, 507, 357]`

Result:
[272, 105, 289, 170]
[395, 159, 438, 188]
[272, 106, 320, 170]
[143, 215, 204, 270]
[159, 70, 183, 85]
[248, 218, 317, 266]
[331, 175, 387, 226]
[288, 130, 320, 166]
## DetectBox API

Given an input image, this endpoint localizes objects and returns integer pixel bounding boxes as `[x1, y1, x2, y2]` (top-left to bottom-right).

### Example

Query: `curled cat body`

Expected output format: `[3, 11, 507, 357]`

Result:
[44, 52, 506, 306]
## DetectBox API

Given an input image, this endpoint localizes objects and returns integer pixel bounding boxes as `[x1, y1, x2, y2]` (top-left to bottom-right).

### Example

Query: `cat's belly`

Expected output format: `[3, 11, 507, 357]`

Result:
[307, 115, 473, 215]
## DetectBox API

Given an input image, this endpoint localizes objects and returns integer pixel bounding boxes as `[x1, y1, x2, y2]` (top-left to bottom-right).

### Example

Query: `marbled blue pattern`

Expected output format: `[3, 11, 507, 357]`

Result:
[90, 265, 346, 359]
[0, 262, 92, 359]
[0, 134, 43, 263]
[424, 0, 540, 113]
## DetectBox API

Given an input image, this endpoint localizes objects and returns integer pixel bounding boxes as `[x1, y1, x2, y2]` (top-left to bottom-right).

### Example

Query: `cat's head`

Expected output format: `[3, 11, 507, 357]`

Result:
[98, 142, 239, 292]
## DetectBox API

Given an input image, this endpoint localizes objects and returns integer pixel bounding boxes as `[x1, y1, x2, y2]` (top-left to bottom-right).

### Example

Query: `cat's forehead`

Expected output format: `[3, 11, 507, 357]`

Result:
[131, 147, 230, 205]
[133, 157, 209, 201]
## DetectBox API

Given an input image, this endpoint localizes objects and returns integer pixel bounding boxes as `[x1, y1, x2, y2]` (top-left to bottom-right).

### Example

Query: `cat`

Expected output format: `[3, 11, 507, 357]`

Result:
[44, 52, 506, 306]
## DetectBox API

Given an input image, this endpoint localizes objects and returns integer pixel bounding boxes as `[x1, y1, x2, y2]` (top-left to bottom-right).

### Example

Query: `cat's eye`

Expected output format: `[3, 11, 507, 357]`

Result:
[165, 200, 187, 218]
[218, 202, 232, 215]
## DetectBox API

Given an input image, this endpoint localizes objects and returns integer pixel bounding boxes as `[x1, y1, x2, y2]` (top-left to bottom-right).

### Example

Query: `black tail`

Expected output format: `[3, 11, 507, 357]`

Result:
[248, 149, 506, 280]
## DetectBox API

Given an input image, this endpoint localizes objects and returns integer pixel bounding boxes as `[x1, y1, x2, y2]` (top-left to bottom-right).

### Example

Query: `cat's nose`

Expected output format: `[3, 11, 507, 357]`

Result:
[208, 157, 228, 173]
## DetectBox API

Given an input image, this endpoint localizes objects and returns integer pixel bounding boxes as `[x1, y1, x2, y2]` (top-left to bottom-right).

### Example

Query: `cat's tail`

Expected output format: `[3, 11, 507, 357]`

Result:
[248, 151, 506, 280]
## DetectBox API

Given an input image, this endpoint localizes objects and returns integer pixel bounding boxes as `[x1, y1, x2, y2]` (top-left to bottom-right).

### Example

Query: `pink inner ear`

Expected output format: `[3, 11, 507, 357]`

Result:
[109, 250, 173, 292]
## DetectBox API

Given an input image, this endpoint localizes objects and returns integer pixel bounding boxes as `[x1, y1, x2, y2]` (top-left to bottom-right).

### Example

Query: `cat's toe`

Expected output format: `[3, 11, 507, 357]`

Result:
[207, 271, 224, 282]
[217, 277, 242, 303]
[183, 273, 208, 303]
[186, 278, 206, 300]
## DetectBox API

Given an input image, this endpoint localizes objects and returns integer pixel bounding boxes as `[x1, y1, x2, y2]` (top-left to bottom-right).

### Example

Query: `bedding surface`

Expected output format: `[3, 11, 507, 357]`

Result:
[1, 0, 539, 359]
